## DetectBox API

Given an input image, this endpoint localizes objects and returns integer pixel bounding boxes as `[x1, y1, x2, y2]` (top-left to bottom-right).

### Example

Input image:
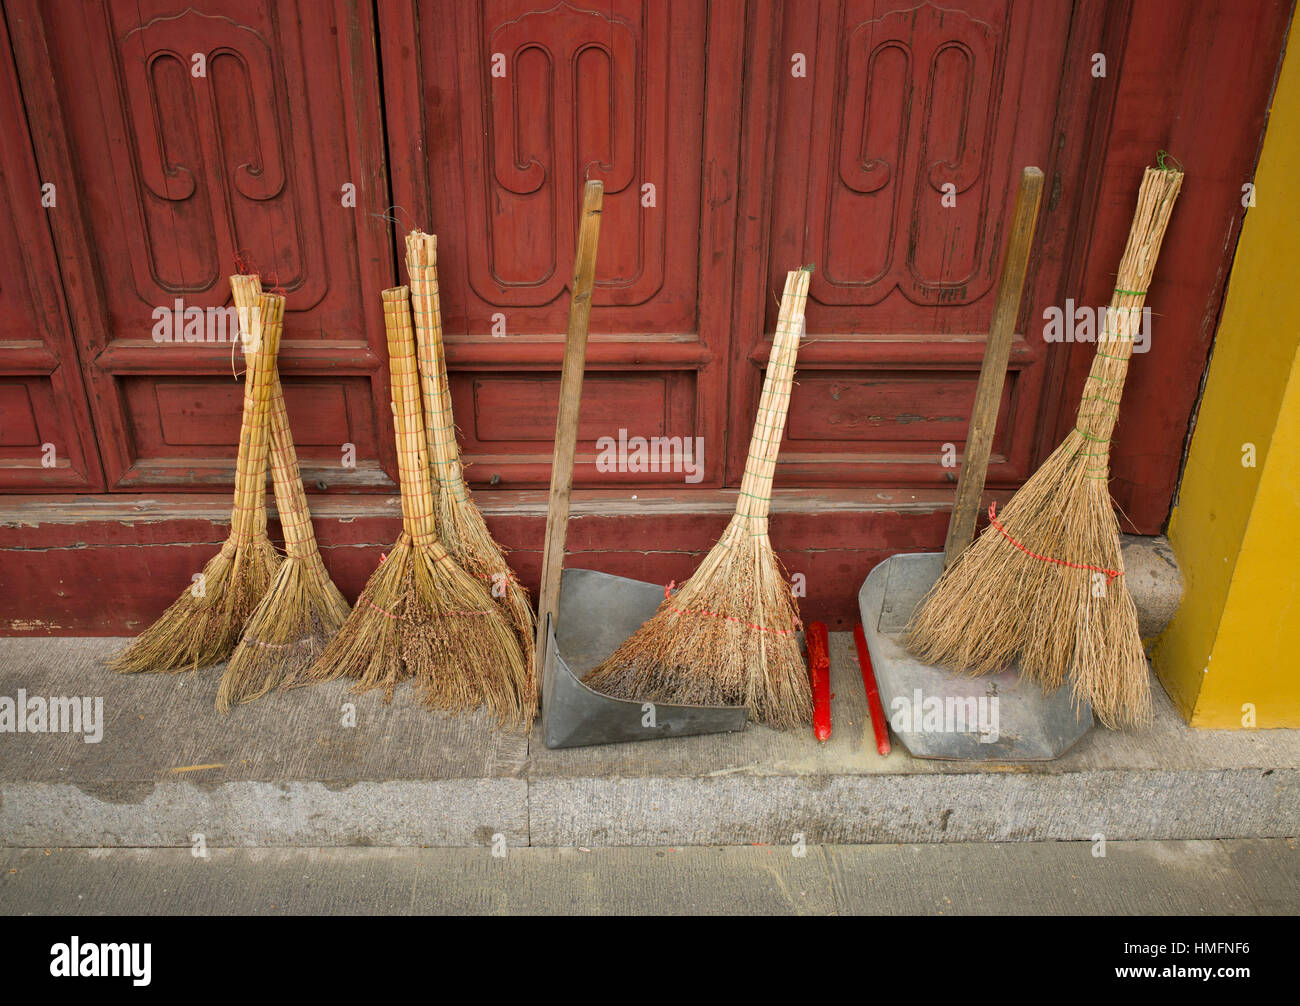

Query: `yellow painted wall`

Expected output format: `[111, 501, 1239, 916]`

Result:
[1152, 27, 1300, 728]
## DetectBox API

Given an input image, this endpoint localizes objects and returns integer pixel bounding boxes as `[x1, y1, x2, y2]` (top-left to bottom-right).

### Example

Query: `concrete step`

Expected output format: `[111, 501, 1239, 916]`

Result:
[1, 841, 1295, 915]
[0, 636, 1295, 848]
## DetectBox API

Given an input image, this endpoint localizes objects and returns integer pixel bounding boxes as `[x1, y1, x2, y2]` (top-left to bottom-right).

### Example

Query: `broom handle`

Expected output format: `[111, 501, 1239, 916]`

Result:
[383, 286, 438, 546]
[1075, 165, 1183, 458]
[231, 275, 319, 563]
[229, 291, 282, 544]
[230, 274, 264, 541]
[406, 233, 468, 499]
[264, 375, 321, 563]
[734, 268, 810, 532]
[943, 166, 1043, 567]
[536, 179, 604, 671]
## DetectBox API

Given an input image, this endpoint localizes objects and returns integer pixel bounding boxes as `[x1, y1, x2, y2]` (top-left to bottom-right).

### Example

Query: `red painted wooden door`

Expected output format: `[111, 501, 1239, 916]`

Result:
[0, 12, 103, 491]
[379, 0, 1164, 509]
[726, 0, 1291, 536]
[730, 0, 1077, 490]
[9, 0, 397, 492]
[382, 0, 743, 488]
[2, 0, 1284, 549]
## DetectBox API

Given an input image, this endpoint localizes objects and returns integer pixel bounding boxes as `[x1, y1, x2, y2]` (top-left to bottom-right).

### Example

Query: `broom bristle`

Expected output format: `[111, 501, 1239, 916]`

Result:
[405, 229, 537, 692]
[111, 538, 280, 674]
[405, 545, 536, 727]
[583, 268, 813, 729]
[297, 283, 534, 730]
[217, 554, 351, 710]
[906, 163, 1181, 728]
[115, 287, 285, 676]
[583, 518, 811, 729]
[436, 498, 537, 691]
[904, 431, 1152, 727]
[296, 535, 535, 728]
[298, 536, 412, 698]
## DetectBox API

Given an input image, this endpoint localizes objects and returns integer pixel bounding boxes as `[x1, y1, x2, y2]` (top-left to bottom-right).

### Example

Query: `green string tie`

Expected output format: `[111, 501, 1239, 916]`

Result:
[1075, 427, 1111, 444]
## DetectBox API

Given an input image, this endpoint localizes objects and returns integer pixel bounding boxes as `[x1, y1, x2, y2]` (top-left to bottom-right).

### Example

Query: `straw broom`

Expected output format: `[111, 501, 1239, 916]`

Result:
[300, 286, 533, 727]
[905, 162, 1184, 727]
[217, 275, 350, 711]
[583, 268, 814, 728]
[404, 231, 537, 700]
[111, 292, 284, 674]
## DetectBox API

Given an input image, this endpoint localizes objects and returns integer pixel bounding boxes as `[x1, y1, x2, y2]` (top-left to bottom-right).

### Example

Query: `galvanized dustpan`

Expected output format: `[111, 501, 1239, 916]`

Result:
[534, 181, 747, 748]
[542, 569, 748, 748]
[858, 553, 1092, 760]
[857, 168, 1093, 761]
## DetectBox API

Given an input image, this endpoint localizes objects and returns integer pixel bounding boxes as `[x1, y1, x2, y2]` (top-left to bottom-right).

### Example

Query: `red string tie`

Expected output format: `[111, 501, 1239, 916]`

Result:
[667, 605, 795, 637]
[987, 502, 1123, 584]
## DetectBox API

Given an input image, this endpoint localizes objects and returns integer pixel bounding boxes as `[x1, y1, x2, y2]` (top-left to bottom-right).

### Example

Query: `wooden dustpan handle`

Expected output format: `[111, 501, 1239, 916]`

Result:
[536, 180, 604, 681]
[943, 166, 1044, 567]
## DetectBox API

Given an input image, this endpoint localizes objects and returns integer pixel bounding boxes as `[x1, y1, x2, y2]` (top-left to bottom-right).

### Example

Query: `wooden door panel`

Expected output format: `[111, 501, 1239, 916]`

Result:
[455, 0, 699, 327]
[0, 11, 103, 491]
[448, 369, 697, 485]
[12, 0, 394, 491]
[114, 374, 381, 488]
[384, 0, 739, 489]
[732, 0, 1073, 487]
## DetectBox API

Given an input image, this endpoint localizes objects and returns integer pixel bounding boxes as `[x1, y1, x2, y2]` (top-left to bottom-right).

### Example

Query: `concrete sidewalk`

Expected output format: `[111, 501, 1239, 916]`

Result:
[1, 840, 1295, 915]
[2, 636, 1298, 848]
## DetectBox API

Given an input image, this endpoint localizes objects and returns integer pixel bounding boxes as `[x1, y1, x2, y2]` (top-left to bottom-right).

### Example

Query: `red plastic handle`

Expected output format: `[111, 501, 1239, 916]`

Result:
[853, 623, 891, 756]
[805, 621, 832, 742]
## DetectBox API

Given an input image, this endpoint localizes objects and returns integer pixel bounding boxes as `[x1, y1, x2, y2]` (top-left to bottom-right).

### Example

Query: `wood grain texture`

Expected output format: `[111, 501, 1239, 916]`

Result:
[383, 0, 737, 489]
[535, 180, 604, 672]
[0, 10, 103, 491]
[8, 0, 397, 492]
[0, 0, 1290, 545]
[943, 166, 1043, 565]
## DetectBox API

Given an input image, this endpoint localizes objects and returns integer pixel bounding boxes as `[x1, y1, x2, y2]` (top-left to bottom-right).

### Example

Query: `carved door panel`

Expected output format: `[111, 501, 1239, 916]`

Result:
[12, 0, 395, 491]
[383, 0, 742, 488]
[0, 12, 103, 491]
[730, 0, 1077, 487]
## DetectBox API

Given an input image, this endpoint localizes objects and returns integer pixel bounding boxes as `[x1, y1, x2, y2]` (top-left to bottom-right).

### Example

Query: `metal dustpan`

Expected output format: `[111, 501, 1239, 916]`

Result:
[858, 553, 1092, 761]
[542, 569, 748, 748]
[855, 166, 1091, 761]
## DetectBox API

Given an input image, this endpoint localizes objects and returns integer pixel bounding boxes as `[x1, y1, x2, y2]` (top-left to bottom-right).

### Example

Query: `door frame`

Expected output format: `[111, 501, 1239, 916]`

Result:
[0, 2, 105, 491]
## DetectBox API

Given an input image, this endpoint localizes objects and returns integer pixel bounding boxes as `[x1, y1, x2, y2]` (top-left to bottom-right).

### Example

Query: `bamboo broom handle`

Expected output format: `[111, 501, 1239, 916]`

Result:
[735, 270, 805, 519]
[383, 286, 438, 547]
[229, 292, 282, 543]
[943, 166, 1044, 567]
[381, 288, 417, 538]
[231, 275, 319, 562]
[229, 273, 264, 543]
[536, 180, 604, 671]
[262, 373, 319, 562]
[734, 268, 811, 531]
[1075, 165, 1183, 460]
[405, 232, 467, 501]
[735, 270, 798, 520]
